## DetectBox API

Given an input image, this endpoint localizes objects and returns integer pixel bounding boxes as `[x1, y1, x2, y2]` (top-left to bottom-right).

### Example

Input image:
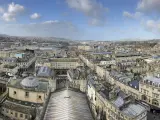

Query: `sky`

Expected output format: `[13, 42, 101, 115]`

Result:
[0, 0, 160, 41]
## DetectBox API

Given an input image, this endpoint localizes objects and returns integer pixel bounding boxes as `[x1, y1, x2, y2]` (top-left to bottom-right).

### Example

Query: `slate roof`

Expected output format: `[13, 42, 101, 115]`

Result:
[37, 66, 53, 77]
[2, 98, 36, 115]
[144, 76, 160, 84]
[129, 80, 139, 89]
[122, 104, 146, 118]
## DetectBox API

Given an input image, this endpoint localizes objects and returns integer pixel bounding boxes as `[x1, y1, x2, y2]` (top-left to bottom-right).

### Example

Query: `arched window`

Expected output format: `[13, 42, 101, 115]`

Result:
[152, 99, 159, 106]
[142, 95, 147, 101]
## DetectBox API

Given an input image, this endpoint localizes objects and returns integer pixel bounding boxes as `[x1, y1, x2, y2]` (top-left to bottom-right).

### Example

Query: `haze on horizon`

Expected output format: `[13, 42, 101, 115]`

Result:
[0, 0, 160, 41]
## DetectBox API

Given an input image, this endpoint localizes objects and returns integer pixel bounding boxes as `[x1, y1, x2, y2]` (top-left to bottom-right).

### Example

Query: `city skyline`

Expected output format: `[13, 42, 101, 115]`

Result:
[0, 0, 160, 40]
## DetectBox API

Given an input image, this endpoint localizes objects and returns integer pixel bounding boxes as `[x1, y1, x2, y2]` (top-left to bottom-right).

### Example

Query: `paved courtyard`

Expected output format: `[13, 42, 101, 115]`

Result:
[43, 89, 93, 120]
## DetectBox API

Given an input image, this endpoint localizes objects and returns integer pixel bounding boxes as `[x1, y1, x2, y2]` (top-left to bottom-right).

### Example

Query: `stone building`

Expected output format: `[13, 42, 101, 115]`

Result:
[67, 66, 88, 92]
[140, 75, 160, 111]
[1, 76, 49, 120]
[87, 78, 147, 120]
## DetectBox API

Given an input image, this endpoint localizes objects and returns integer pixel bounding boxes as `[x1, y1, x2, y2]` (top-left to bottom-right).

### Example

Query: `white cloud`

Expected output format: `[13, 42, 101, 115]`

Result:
[8, 2, 24, 14]
[137, 0, 160, 13]
[1, 2, 25, 22]
[129, 0, 160, 33]
[66, 0, 108, 26]
[42, 20, 59, 24]
[2, 13, 16, 22]
[142, 19, 160, 32]
[0, 7, 4, 13]
[0, 20, 81, 39]
[123, 11, 142, 19]
[123, 11, 134, 19]
[146, 20, 157, 30]
[30, 13, 41, 19]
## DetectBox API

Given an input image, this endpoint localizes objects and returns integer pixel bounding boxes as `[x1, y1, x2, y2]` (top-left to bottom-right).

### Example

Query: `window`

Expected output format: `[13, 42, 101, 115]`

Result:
[153, 83, 155, 86]
[14, 91, 16, 95]
[38, 95, 42, 99]
[15, 113, 18, 117]
[25, 92, 29, 97]
[153, 93, 159, 98]
[20, 114, 23, 118]
[25, 115, 28, 119]
[10, 111, 13, 115]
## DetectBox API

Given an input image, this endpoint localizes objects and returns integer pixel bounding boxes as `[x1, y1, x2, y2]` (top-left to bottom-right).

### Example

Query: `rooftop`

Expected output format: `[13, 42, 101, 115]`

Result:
[50, 58, 79, 62]
[129, 80, 139, 90]
[2, 99, 36, 115]
[88, 78, 146, 118]
[37, 66, 53, 77]
[8, 77, 48, 92]
[122, 104, 146, 118]
[3, 64, 17, 69]
[91, 52, 112, 55]
[43, 89, 93, 120]
[110, 70, 134, 85]
[21, 76, 39, 88]
[68, 67, 87, 80]
[144, 76, 160, 84]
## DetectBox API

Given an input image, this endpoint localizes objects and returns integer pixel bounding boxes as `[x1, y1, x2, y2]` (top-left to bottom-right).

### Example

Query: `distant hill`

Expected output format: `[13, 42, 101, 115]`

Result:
[0, 34, 160, 42]
[0, 34, 72, 42]
[0, 34, 9, 37]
